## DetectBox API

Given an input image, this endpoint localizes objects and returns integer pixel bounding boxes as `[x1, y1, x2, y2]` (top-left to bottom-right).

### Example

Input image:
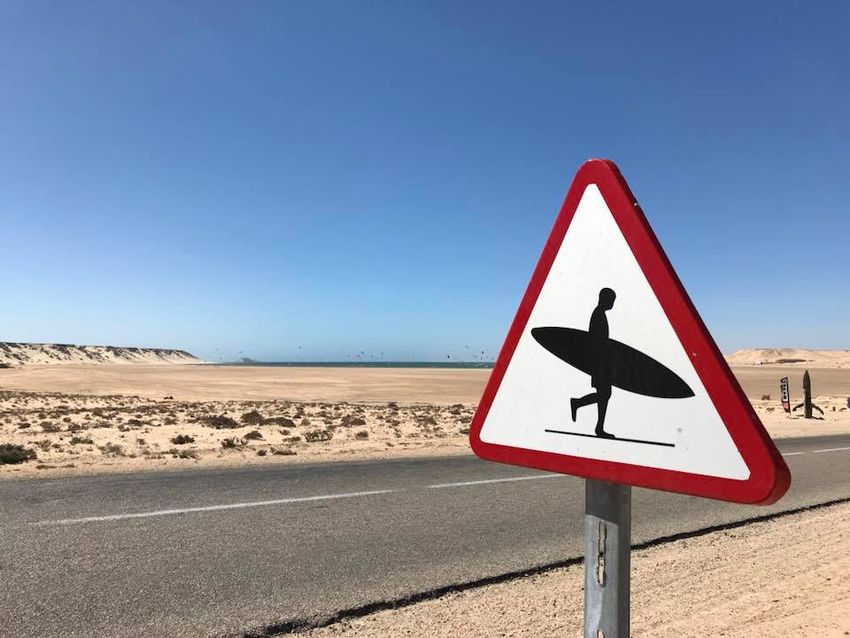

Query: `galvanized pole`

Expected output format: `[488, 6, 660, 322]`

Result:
[584, 479, 631, 638]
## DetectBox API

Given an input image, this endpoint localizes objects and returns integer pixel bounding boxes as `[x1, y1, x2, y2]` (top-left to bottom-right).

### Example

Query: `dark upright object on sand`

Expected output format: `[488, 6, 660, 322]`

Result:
[792, 370, 823, 419]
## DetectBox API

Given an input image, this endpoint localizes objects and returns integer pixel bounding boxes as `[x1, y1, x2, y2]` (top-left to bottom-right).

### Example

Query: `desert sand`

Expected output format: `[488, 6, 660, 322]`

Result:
[1, 363, 848, 478]
[0, 363, 483, 403]
[301, 501, 850, 638]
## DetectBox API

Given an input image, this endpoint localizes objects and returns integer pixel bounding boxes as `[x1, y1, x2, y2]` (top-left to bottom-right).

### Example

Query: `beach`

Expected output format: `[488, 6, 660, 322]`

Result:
[1, 362, 848, 478]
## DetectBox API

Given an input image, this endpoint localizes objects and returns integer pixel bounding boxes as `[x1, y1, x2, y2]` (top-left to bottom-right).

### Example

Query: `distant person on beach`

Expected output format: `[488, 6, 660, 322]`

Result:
[570, 288, 616, 438]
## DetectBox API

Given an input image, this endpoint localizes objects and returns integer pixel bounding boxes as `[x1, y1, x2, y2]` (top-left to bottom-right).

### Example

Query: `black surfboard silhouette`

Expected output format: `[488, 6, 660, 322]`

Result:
[530, 326, 694, 399]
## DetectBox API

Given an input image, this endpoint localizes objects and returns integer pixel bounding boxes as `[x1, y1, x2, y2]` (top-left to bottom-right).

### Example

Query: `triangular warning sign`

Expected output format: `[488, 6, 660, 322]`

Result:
[469, 159, 790, 504]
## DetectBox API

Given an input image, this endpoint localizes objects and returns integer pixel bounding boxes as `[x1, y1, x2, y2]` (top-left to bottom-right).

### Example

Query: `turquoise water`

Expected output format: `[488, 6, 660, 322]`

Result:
[214, 361, 494, 369]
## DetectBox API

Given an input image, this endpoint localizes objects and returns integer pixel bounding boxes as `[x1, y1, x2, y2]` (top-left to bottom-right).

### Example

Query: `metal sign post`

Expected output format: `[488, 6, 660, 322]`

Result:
[584, 479, 631, 638]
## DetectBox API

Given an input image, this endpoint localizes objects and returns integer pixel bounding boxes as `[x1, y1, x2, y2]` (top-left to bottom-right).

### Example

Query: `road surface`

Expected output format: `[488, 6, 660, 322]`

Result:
[2, 434, 850, 637]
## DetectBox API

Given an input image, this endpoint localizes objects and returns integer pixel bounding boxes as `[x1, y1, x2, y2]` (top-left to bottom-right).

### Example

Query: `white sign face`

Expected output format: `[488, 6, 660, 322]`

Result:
[478, 184, 749, 480]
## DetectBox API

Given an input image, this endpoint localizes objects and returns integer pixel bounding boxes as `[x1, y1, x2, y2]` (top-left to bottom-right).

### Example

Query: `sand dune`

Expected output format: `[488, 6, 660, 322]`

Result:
[726, 348, 850, 368]
[0, 342, 199, 366]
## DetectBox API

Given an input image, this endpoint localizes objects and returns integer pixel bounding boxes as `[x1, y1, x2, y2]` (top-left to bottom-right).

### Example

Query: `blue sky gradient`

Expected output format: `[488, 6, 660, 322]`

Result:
[2, 1, 849, 361]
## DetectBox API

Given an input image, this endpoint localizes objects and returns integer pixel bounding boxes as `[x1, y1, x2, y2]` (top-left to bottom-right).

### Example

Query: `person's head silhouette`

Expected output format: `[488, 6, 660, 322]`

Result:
[598, 287, 616, 311]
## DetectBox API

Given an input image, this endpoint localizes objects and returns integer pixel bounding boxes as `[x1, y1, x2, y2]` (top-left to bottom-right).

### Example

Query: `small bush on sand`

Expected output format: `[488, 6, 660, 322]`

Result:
[204, 415, 240, 429]
[354, 431, 369, 440]
[99, 443, 125, 457]
[221, 437, 246, 449]
[240, 410, 264, 426]
[272, 447, 296, 456]
[168, 448, 199, 459]
[40, 421, 62, 433]
[303, 429, 333, 443]
[416, 414, 438, 426]
[266, 416, 296, 428]
[341, 415, 366, 427]
[0, 444, 37, 465]
[244, 430, 263, 441]
[69, 435, 94, 445]
[170, 434, 195, 445]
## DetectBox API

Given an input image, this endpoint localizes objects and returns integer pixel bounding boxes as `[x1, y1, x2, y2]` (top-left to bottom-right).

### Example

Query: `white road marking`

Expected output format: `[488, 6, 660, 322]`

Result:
[427, 474, 564, 489]
[32, 489, 397, 526]
[29, 444, 850, 525]
[783, 446, 850, 458]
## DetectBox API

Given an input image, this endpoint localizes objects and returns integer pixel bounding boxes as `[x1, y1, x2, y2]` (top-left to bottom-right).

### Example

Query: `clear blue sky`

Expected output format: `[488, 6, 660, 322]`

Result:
[2, 1, 848, 361]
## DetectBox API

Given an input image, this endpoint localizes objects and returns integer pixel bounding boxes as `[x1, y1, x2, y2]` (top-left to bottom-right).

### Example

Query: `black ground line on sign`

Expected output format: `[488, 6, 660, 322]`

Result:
[544, 429, 675, 448]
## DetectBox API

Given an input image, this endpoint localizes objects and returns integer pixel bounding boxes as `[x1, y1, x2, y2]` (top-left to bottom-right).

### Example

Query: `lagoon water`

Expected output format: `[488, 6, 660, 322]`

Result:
[215, 361, 494, 369]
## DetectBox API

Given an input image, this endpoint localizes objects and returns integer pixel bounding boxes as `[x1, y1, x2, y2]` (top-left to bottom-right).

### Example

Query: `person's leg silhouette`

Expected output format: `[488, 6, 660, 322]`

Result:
[570, 386, 614, 438]
[594, 386, 613, 438]
[571, 393, 597, 421]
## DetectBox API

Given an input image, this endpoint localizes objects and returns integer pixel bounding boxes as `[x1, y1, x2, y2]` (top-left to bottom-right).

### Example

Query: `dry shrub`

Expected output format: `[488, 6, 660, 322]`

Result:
[0, 443, 37, 465]
[221, 437, 246, 449]
[204, 415, 240, 429]
[240, 410, 264, 425]
[303, 429, 333, 443]
[99, 443, 125, 457]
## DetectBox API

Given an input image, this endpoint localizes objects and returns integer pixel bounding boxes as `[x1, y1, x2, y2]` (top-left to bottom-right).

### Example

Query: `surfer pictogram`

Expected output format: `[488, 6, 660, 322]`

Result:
[570, 287, 617, 438]
[531, 288, 695, 445]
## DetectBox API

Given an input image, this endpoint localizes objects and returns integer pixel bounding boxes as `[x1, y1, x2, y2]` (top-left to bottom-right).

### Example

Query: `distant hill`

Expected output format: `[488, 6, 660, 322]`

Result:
[0, 342, 200, 366]
[726, 348, 850, 368]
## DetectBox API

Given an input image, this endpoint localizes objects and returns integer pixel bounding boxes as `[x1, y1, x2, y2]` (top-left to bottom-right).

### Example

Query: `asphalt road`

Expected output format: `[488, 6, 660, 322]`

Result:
[2, 434, 850, 638]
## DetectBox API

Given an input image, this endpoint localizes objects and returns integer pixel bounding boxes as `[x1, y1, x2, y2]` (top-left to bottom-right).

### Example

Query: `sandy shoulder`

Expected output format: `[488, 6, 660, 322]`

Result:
[301, 502, 850, 638]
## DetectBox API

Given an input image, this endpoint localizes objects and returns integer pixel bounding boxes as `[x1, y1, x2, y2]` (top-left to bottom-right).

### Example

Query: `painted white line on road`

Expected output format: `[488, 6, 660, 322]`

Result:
[427, 474, 564, 489]
[31, 489, 398, 526]
[782, 446, 850, 458]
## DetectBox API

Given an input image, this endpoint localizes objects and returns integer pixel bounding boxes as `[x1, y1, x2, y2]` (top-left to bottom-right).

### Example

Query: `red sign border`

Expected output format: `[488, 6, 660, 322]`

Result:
[469, 159, 790, 505]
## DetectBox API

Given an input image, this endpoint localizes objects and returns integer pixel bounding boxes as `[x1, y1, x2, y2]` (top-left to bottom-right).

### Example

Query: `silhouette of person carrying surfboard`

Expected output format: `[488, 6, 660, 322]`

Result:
[570, 288, 617, 438]
[531, 288, 694, 445]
